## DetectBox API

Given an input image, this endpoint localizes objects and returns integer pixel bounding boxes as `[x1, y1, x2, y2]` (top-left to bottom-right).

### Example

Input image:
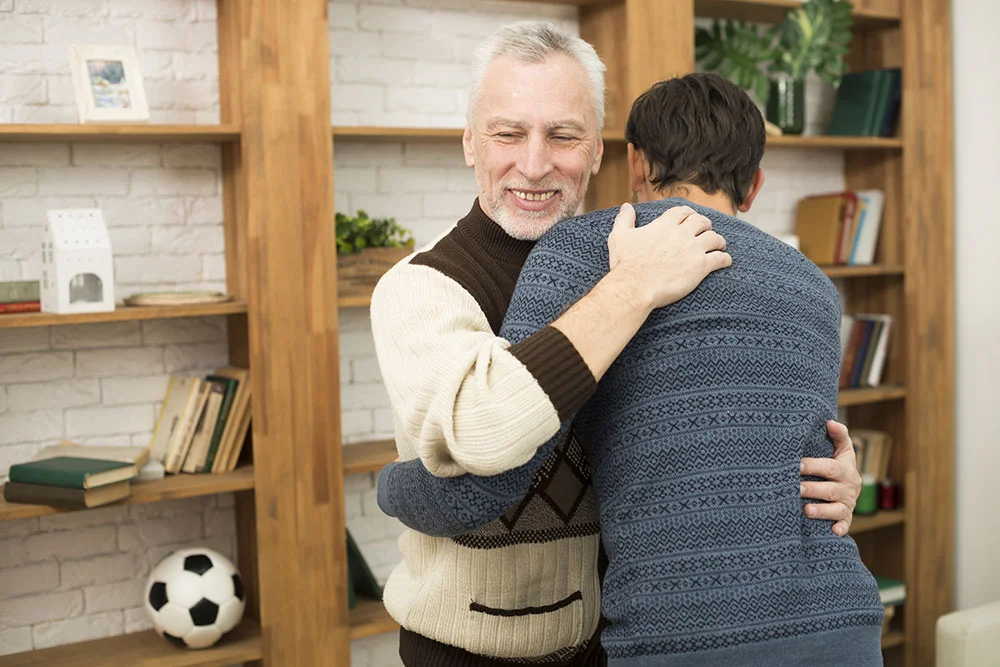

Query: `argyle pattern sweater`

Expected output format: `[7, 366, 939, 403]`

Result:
[378, 198, 885, 666]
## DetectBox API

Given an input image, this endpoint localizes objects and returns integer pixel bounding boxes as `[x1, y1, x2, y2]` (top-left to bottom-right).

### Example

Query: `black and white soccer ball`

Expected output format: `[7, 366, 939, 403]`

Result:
[144, 547, 246, 649]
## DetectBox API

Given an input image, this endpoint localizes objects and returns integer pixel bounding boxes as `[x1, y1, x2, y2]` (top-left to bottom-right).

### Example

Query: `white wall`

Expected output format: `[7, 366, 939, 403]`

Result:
[952, 0, 1000, 612]
[0, 0, 850, 664]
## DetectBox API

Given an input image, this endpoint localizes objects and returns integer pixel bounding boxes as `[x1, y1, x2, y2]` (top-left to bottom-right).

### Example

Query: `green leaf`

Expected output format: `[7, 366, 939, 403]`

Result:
[333, 209, 414, 255]
[693, 18, 780, 104]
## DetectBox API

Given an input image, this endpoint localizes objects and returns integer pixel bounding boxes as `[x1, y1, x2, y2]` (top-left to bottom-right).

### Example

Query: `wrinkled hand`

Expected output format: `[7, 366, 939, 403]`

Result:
[800, 420, 863, 536]
[607, 203, 731, 311]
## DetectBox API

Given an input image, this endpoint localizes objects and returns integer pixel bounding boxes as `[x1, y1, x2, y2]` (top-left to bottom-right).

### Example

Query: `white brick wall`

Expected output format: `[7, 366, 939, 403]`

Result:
[0, 0, 847, 663]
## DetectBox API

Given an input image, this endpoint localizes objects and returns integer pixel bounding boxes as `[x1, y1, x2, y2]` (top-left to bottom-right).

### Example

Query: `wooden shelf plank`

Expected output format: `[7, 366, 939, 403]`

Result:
[0, 124, 241, 143]
[0, 467, 255, 522]
[0, 619, 261, 667]
[838, 385, 906, 407]
[0, 300, 249, 329]
[349, 598, 398, 640]
[693, 0, 900, 27]
[767, 135, 903, 150]
[852, 509, 906, 534]
[343, 440, 397, 476]
[338, 294, 372, 309]
[822, 265, 905, 279]
[881, 630, 905, 650]
[333, 126, 897, 150]
[333, 126, 627, 143]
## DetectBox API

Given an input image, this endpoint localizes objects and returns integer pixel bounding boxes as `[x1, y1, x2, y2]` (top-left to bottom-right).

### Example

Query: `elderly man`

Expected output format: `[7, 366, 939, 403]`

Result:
[380, 72, 883, 667]
[371, 22, 862, 667]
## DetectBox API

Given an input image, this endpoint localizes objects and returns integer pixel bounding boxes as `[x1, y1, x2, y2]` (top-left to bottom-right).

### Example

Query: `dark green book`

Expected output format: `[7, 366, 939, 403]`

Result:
[827, 70, 883, 137]
[202, 375, 239, 471]
[8, 456, 136, 489]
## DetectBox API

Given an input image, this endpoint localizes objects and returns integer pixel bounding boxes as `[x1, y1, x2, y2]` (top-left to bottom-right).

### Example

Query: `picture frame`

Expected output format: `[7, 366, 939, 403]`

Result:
[68, 44, 149, 124]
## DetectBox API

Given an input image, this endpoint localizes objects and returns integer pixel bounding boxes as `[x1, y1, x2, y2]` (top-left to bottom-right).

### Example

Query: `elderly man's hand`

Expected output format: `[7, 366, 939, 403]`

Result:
[799, 420, 863, 536]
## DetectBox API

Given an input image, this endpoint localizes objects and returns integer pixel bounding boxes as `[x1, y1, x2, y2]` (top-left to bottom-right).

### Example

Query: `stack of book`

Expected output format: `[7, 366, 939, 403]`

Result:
[150, 366, 252, 475]
[827, 68, 902, 138]
[0, 280, 41, 314]
[794, 190, 885, 266]
[3, 445, 143, 508]
[840, 314, 893, 389]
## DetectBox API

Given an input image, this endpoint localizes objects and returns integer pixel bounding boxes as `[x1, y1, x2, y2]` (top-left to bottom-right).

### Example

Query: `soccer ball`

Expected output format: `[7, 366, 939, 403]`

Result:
[144, 547, 246, 649]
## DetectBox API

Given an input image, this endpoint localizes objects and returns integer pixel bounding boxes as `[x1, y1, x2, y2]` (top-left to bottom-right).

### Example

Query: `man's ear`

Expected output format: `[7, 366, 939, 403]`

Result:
[591, 136, 605, 175]
[463, 126, 475, 168]
[627, 143, 647, 195]
[739, 167, 766, 213]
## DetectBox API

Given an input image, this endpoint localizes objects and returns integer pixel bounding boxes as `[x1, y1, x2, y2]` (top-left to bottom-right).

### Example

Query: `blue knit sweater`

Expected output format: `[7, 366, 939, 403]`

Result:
[378, 198, 885, 665]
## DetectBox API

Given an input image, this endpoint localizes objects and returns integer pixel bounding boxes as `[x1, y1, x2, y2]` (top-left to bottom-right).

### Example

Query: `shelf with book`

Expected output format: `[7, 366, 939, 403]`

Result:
[0, 124, 242, 143]
[349, 598, 399, 640]
[822, 265, 905, 279]
[837, 385, 906, 407]
[0, 619, 262, 667]
[692, 0, 901, 28]
[0, 466, 255, 522]
[343, 440, 397, 476]
[852, 509, 906, 534]
[0, 300, 249, 329]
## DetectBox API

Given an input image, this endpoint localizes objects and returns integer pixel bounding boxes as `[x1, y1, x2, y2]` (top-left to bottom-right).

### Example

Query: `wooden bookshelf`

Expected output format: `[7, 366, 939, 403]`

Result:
[338, 293, 373, 309]
[0, 300, 249, 329]
[332, 125, 900, 151]
[0, 124, 241, 143]
[349, 599, 398, 640]
[343, 440, 397, 476]
[853, 509, 906, 534]
[0, 619, 261, 667]
[694, 0, 900, 27]
[838, 385, 907, 407]
[882, 630, 907, 650]
[822, 265, 905, 279]
[0, 467, 256, 522]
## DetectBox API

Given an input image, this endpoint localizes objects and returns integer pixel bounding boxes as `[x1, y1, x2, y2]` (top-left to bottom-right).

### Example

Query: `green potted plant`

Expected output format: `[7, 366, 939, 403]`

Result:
[335, 210, 414, 298]
[695, 0, 854, 135]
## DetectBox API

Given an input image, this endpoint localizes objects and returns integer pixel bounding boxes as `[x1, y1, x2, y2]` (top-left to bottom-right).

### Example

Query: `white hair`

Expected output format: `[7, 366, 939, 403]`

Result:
[467, 21, 606, 130]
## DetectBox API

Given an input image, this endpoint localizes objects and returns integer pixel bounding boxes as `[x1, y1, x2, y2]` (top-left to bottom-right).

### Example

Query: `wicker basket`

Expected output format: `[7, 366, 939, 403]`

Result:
[337, 244, 414, 299]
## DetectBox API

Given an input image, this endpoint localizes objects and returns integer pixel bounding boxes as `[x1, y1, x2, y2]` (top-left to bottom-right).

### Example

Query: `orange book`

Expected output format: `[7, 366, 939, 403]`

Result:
[794, 194, 847, 265]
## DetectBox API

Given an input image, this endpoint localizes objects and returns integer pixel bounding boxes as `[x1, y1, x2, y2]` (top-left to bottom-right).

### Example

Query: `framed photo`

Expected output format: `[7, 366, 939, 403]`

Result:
[69, 45, 149, 124]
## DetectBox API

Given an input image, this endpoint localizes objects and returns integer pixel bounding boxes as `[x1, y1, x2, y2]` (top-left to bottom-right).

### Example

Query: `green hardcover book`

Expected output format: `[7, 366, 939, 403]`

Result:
[0, 280, 40, 304]
[8, 456, 136, 490]
[827, 70, 882, 137]
[875, 575, 906, 606]
[202, 375, 239, 472]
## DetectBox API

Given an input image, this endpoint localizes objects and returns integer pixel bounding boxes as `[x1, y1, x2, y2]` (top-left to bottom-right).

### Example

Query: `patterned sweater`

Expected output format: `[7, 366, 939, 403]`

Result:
[370, 199, 604, 664]
[378, 198, 886, 666]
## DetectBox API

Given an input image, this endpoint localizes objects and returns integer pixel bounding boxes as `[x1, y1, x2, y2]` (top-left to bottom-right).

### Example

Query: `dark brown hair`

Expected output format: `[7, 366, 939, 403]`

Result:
[625, 72, 766, 207]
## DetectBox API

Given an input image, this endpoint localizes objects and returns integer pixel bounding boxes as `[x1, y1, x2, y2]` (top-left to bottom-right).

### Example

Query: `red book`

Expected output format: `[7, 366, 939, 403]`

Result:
[0, 301, 41, 314]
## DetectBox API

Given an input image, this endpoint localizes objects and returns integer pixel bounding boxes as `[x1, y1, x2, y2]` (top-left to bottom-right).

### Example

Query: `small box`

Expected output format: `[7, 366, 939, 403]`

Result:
[41, 209, 115, 314]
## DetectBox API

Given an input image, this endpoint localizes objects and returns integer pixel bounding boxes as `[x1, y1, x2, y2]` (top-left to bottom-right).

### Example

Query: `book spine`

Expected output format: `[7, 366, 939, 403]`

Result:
[0, 281, 40, 304]
[8, 464, 87, 489]
[3, 481, 89, 506]
[0, 301, 41, 313]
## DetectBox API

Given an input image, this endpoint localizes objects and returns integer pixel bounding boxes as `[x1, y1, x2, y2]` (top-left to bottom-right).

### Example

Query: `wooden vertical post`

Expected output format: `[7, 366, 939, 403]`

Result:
[581, 0, 695, 211]
[901, 0, 956, 664]
[229, 0, 349, 664]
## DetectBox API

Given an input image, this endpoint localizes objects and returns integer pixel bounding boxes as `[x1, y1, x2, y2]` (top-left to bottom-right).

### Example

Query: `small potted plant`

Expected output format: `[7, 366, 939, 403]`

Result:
[335, 210, 414, 298]
[695, 0, 854, 135]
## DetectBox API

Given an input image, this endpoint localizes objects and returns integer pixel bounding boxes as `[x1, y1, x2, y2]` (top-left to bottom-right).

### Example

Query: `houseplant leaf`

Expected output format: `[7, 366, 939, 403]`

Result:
[771, 0, 854, 86]
[695, 20, 780, 104]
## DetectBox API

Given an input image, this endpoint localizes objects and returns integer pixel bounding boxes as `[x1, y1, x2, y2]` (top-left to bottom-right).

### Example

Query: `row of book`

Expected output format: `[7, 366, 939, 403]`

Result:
[151, 368, 252, 475]
[840, 314, 893, 389]
[851, 429, 894, 482]
[3, 442, 149, 508]
[828, 68, 902, 138]
[795, 190, 885, 266]
[0, 280, 40, 314]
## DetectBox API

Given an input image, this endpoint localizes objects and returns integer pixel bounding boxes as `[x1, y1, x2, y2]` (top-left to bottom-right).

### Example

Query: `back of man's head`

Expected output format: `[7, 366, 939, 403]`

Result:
[625, 73, 765, 208]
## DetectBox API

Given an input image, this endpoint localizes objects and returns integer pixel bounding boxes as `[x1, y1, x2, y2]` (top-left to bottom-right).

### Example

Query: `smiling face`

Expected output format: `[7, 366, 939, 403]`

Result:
[463, 53, 604, 240]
